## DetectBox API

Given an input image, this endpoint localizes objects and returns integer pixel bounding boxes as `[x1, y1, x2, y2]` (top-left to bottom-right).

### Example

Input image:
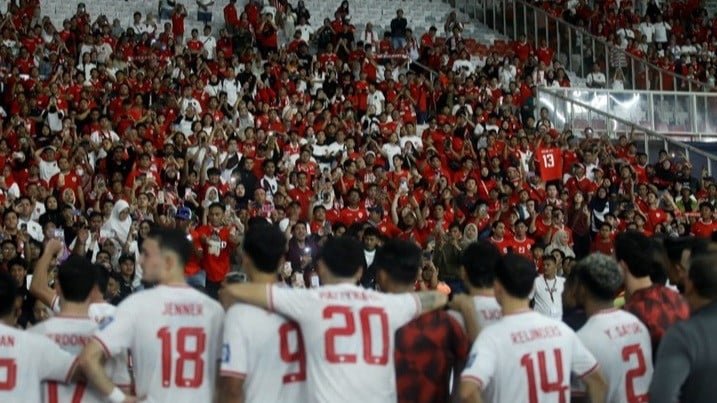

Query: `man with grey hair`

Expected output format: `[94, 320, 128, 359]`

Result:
[649, 253, 717, 403]
[574, 254, 654, 402]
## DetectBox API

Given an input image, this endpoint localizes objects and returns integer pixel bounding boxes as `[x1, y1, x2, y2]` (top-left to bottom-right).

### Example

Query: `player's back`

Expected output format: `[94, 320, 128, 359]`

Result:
[465, 311, 597, 403]
[30, 315, 131, 403]
[269, 283, 421, 403]
[577, 309, 653, 403]
[0, 323, 76, 403]
[221, 303, 307, 402]
[472, 295, 502, 328]
[95, 285, 224, 402]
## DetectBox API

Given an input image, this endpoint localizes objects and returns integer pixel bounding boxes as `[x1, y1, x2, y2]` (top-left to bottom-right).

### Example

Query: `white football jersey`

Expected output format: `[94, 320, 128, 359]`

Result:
[51, 296, 116, 325]
[221, 303, 307, 402]
[461, 310, 598, 403]
[0, 323, 77, 403]
[472, 295, 502, 329]
[94, 285, 224, 403]
[576, 309, 653, 403]
[269, 283, 421, 403]
[532, 275, 565, 319]
[29, 315, 132, 403]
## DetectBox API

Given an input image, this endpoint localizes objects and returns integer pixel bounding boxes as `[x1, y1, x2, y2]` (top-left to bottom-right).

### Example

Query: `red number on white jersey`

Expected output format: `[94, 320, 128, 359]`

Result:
[0, 359, 16, 390]
[520, 349, 568, 403]
[278, 322, 307, 384]
[323, 306, 389, 365]
[621, 344, 648, 402]
[47, 382, 86, 403]
[157, 327, 206, 388]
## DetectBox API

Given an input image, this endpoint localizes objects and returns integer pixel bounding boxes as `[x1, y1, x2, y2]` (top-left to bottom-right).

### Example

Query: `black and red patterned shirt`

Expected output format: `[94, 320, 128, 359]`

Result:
[394, 310, 469, 403]
[625, 284, 690, 355]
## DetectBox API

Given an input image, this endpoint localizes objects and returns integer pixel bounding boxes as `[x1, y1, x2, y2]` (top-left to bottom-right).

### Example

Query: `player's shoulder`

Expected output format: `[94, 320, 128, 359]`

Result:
[6, 324, 54, 348]
[226, 301, 274, 319]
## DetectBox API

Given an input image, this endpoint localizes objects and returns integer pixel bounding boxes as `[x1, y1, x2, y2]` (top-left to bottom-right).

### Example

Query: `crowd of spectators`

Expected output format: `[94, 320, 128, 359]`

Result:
[0, 0, 715, 326]
[530, 0, 717, 89]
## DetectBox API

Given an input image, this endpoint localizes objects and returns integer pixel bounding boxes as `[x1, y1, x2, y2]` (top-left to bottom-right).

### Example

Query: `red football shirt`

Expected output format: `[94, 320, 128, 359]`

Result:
[535, 147, 563, 182]
[195, 225, 237, 283]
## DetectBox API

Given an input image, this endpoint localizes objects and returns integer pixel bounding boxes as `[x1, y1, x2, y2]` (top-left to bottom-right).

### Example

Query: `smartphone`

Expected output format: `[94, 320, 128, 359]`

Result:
[26, 274, 32, 290]
[53, 228, 65, 240]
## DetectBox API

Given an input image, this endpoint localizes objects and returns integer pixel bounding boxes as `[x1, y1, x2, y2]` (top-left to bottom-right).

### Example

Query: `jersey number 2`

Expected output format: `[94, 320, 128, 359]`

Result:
[157, 327, 206, 388]
[323, 306, 389, 365]
[622, 344, 648, 402]
[520, 349, 568, 403]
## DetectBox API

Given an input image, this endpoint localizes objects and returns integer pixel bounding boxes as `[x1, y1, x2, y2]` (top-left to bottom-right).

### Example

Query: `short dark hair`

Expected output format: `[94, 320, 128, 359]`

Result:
[318, 236, 364, 278]
[7, 258, 26, 272]
[57, 255, 97, 303]
[615, 231, 653, 278]
[362, 226, 381, 239]
[575, 254, 624, 301]
[495, 253, 536, 299]
[147, 227, 192, 268]
[461, 241, 500, 288]
[374, 239, 421, 286]
[542, 255, 557, 264]
[242, 222, 287, 274]
[688, 253, 717, 299]
[94, 264, 110, 296]
[0, 271, 17, 317]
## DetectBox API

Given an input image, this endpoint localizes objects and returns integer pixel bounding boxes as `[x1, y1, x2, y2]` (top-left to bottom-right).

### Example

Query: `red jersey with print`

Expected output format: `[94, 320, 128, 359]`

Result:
[691, 219, 717, 238]
[195, 225, 236, 282]
[511, 236, 535, 259]
[535, 147, 563, 182]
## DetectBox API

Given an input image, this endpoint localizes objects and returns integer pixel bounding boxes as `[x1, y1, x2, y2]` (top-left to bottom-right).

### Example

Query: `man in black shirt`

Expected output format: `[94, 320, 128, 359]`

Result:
[650, 252, 717, 403]
[390, 9, 407, 49]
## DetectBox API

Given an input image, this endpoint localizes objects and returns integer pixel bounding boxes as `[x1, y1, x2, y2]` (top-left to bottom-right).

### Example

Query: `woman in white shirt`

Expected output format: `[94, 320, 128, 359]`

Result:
[363, 23, 379, 51]
[653, 15, 671, 46]
[499, 57, 516, 91]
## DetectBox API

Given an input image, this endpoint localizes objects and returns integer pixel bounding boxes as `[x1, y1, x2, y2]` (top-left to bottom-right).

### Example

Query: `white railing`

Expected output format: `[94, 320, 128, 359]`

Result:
[459, 0, 712, 92]
[537, 87, 717, 176]
[537, 88, 717, 139]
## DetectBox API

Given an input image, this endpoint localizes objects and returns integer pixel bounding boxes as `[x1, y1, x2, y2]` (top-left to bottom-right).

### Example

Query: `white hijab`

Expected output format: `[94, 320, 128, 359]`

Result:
[102, 199, 132, 242]
[202, 186, 220, 209]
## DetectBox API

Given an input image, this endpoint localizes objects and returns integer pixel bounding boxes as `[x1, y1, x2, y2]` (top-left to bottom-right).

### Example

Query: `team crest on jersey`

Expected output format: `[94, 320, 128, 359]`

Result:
[98, 316, 114, 330]
[466, 352, 477, 368]
[222, 343, 231, 363]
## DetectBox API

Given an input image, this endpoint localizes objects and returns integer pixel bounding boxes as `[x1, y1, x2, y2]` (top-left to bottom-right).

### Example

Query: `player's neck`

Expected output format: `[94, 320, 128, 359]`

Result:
[470, 286, 494, 297]
[250, 272, 277, 285]
[161, 271, 188, 286]
[500, 296, 530, 316]
[60, 300, 89, 317]
[543, 272, 556, 280]
[584, 299, 615, 317]
[625, 274, 652, 297]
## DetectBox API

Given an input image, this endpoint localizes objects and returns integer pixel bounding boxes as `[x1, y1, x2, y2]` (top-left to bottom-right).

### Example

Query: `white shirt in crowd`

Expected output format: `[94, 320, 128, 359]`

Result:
[638, 22, 654, 43]
[368, 90, 385, 114]
[586, 71, 607, 87]
[29, 315, 133, 403]
[532, 274, 565, 320]
[461, 310, 599, 403]
[576, 309, 654, 402]
[653, 21, 671, 43]
[268, 283, 421, 403]
[93, 285, 224, 401]
[200, 33, 218, 60]
[0, 323, 77, 402]
[221, 301, 308, 402]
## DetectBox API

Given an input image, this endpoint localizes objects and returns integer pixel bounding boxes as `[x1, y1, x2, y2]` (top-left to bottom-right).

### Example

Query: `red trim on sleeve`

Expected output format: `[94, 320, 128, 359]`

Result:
[577, 363, 600, 379]
[267, 284, 274, 312]
[64, 356, 80, 383]
[460, 375, 485, 389]
[220, 370, 247, 379]
[91, 335, 112, 358]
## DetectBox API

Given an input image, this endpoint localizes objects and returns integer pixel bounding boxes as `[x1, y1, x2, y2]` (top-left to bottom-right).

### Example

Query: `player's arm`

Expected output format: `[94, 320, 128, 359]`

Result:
[458, 381, 483, 403]
[219, 283, 270, 310]
[448, 294, 480, 341]
[78, 338, 135, 403]
[219, 377, 245, 403]
[415, 290, 449, 314]
[29, 238, 64, 307]
[581, 368, 607, 403]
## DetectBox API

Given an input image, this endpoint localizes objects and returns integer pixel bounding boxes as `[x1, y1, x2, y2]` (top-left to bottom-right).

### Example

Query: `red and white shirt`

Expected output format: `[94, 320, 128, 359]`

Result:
[221, 301, 307, 402]
[29, 315, 132, 403]
[0, 323, 77, 402]
[268, 283, 421, 403]
[461, 310, 598, 403]
[93, 285, 224, 401]
[575, 309, 653, 402]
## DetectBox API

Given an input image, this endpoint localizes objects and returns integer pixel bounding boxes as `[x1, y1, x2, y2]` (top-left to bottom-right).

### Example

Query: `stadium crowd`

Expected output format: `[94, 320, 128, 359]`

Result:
[0, 0, 715, 401]
[535, 0, 717, 89]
